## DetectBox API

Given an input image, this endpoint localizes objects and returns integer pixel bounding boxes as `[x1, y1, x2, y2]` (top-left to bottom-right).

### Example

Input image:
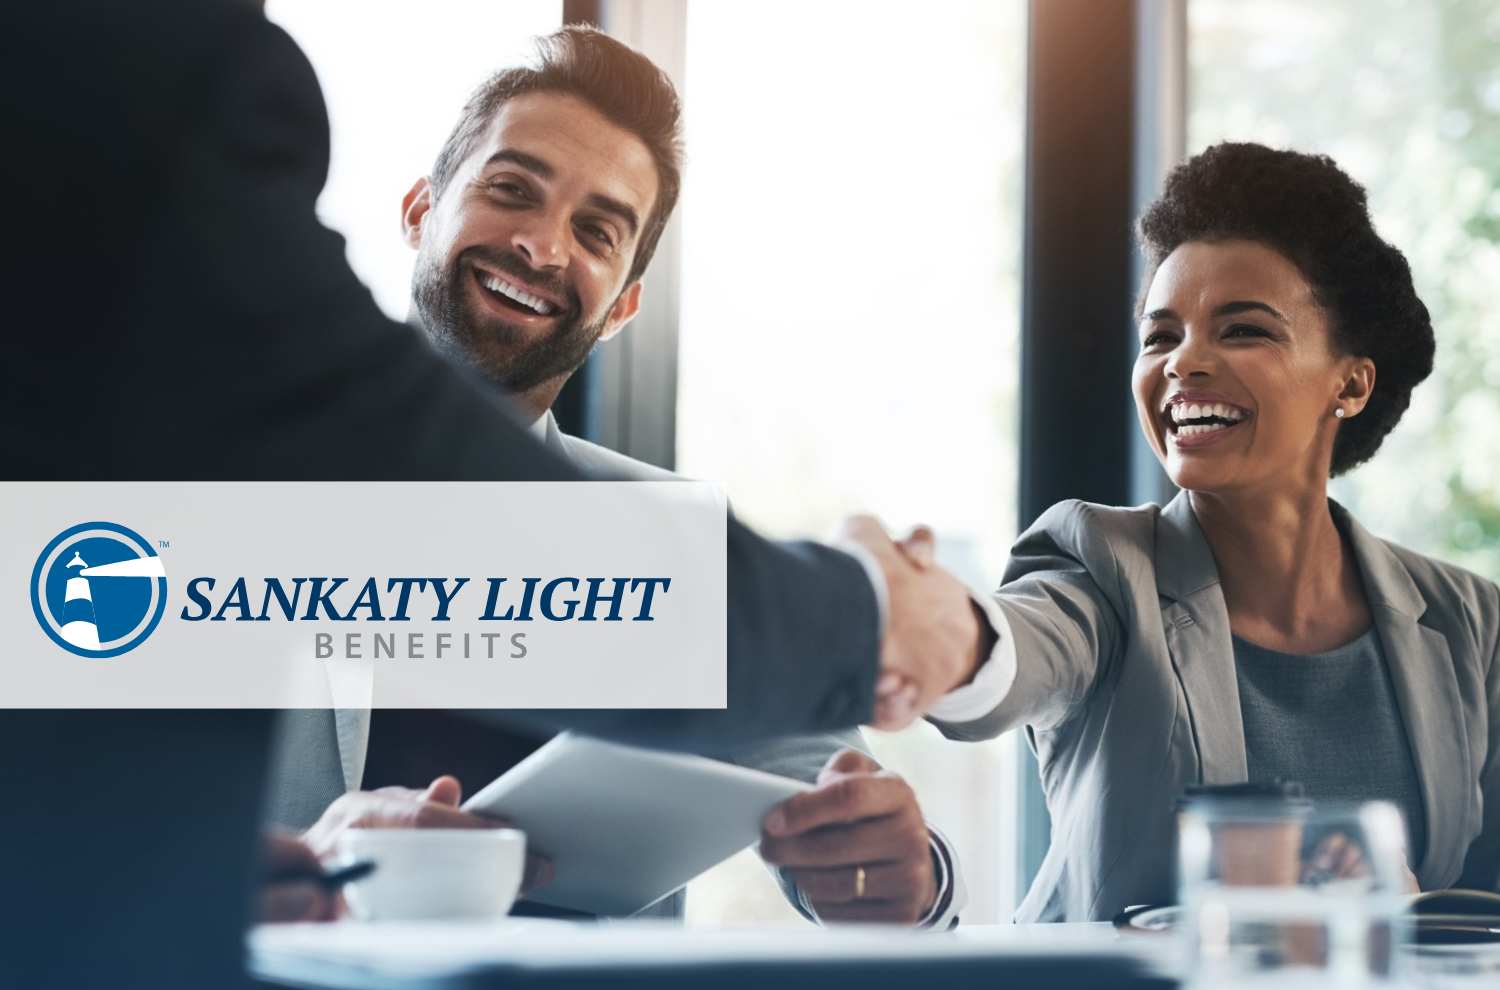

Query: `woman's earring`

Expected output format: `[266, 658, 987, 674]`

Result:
[1335, 408, 1346, 419]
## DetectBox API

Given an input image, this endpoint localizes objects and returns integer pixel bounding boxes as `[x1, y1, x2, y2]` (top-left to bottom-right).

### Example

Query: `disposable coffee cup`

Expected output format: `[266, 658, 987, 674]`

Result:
[1177, 780, 1311, 888]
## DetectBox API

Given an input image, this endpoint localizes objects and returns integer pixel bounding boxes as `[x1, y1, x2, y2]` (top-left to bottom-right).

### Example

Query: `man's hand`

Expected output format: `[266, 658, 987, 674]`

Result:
[303, 775, 554, 893]
[759, 749, 938, 925]
[837, 516, 986, 730]
[259, 832, 339, 923]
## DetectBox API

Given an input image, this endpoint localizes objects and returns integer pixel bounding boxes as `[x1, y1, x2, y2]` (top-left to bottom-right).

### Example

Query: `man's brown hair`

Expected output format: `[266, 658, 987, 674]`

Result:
[430, 26, 684, 286]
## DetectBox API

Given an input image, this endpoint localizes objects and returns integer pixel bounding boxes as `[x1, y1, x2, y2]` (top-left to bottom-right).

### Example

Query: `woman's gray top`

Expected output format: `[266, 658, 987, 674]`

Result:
[932, 494, 1500, 923]
[1235, 629, 1429, 860]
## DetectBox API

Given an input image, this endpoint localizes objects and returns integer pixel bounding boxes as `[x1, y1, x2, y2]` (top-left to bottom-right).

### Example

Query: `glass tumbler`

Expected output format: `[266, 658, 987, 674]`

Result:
[1177, 784, 1409, 989]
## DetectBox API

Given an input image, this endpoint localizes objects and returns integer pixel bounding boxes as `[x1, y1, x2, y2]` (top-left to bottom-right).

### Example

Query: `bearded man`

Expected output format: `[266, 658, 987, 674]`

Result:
[268, 26, 971, 929]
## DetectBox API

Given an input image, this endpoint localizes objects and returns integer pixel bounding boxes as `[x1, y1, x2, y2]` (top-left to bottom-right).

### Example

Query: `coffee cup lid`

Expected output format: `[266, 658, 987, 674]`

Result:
[1175, 779, 1312, 815]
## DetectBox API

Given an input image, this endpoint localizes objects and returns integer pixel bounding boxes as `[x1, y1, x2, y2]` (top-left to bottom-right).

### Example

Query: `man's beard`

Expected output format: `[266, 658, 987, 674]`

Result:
[412, 244, 609, 395]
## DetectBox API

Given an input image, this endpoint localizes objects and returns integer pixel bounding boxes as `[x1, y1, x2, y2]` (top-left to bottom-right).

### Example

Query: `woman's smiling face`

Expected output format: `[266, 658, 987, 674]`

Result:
[1132, 239, 1375, 495]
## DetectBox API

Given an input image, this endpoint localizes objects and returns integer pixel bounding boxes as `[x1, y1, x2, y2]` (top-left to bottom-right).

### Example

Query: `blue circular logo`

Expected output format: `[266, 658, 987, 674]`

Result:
[31, 522, 168, 658]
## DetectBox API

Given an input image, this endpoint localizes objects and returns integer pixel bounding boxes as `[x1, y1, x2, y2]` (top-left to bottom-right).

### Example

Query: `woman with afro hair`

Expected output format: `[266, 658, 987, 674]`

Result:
[927, 142, 1499, 922]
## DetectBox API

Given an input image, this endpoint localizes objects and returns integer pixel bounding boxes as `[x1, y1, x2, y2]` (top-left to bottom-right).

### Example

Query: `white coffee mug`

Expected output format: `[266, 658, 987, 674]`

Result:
[335, 828, 527, 921]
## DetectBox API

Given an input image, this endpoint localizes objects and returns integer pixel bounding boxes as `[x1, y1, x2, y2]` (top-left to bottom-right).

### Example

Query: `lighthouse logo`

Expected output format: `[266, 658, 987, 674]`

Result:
[31, 522, 168, 658]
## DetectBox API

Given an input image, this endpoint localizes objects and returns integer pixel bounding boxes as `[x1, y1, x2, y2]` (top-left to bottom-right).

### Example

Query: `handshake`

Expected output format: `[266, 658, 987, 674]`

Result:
[255, 516, 991, 929]
[835, 516, 995, 732]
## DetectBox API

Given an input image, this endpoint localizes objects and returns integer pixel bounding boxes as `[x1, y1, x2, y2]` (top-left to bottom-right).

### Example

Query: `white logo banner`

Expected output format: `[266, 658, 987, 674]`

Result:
[5, 482, 727, 709]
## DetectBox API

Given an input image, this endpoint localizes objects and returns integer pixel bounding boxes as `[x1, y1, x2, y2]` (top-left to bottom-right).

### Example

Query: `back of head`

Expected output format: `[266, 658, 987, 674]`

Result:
[1137, 142, 1435, 476]
[431, 26, 684, 285]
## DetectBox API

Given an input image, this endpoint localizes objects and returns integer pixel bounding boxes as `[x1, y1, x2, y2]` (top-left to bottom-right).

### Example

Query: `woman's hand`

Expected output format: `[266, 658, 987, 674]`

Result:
[1304, 831, 1419, 893]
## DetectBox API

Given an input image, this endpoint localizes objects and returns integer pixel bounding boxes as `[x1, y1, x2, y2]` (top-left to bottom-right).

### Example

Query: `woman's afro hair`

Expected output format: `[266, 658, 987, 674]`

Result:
[1137, 142, 1434, 476]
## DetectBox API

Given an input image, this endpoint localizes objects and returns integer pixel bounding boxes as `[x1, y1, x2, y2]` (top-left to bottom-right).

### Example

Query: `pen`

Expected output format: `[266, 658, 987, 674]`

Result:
[314, 860, 376, 891]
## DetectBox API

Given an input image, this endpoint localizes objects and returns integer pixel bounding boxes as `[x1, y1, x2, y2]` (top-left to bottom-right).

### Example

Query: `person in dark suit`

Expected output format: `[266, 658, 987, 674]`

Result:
[6, 0, 978, 747]
[1, 1, 991, 987]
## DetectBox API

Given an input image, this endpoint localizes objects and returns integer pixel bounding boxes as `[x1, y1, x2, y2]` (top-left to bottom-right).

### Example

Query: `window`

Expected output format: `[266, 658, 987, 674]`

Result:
[676, 0, 1027, 924]
[1188, 0, 1500, 579]
[265, 0, 563, 319]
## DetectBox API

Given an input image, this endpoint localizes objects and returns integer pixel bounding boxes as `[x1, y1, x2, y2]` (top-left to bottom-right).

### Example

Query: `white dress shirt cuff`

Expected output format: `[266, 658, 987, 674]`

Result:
[797, 820, 967, 931]
[925, 592, 1017, 724]
[917, 824, 968, 930]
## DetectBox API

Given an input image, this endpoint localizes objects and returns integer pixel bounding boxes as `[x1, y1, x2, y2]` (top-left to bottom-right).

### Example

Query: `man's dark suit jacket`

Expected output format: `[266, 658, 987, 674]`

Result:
[2, 2, 880, 986]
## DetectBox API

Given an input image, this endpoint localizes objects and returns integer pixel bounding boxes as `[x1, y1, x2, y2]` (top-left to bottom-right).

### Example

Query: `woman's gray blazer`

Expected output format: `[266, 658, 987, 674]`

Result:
[932, 492, 1500, 922]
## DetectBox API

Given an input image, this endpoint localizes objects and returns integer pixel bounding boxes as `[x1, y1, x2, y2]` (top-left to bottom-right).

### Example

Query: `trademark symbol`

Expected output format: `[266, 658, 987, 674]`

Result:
[158, 540, 170, 548]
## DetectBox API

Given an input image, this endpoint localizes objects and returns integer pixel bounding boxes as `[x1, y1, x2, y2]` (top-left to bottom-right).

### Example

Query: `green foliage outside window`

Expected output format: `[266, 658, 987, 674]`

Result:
[1190, 0, 1500, 579]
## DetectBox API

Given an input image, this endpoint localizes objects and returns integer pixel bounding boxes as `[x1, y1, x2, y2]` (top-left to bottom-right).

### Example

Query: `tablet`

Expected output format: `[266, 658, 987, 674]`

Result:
[462, 733, 812, 917]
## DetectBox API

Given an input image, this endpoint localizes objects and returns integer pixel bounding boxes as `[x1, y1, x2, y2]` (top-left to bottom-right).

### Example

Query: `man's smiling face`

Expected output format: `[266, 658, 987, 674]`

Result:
[404, 91, 659, 409]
